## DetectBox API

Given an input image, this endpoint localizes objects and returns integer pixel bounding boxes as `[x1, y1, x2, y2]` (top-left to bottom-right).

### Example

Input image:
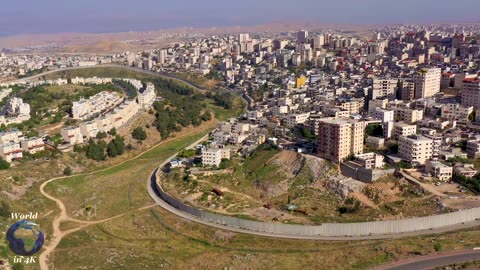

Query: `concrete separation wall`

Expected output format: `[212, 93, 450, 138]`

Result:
[153, 173, 480, 237]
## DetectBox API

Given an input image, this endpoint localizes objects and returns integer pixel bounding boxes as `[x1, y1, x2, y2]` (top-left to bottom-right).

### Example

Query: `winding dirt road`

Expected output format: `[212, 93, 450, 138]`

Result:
[37, 119, 216, 270]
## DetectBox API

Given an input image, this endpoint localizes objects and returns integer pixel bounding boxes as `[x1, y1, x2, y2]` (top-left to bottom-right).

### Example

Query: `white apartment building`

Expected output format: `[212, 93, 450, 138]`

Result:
[393, 122, 417, 140]
[373, 108, 394, 123]
[398, 135, 433, 165]
[71, 91, 123, 120]
[354, 153, 385, 169]
[0, 143, 22, 162]
[461, 78, 480, 109]
[202, 148, 222, 167]
[317, 118, 365, 163]
[71, 77, 113, 85]
[137, 82, 156, 110]
[20, 137, 45, 154]
[109, 100, 139, 129]
[440, 103, 473, 121]
[414, 68, 441, 99]
[285, 113, 310, 128]
[95, 116, 114, 132]
[0, 130, 22, 144]
[425, 160, 453, 181]
[6, 97, 31, 117]
[79, 121, 100, 139]
[61, 127, 84, 145]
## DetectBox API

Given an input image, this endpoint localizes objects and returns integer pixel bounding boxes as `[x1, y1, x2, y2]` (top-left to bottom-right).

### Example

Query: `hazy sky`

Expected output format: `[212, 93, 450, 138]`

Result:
[1, 0, 479, 35]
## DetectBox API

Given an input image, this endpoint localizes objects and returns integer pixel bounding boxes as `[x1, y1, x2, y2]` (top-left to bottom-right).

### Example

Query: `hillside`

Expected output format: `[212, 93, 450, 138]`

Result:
[163, 146, 448, 224]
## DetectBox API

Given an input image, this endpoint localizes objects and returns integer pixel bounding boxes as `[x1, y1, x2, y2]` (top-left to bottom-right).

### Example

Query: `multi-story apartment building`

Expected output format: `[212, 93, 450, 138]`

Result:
[440, 103, 473, 121]
[202, 148, 222, 167]
[370, 78, 398, 100]
[368, 99, 388, 114]
[373, 108, 394, 123]
[137, 82, 156, 109]
[20, 137, 45, 154]
[79, 121, 100, 139]
[317, 118, 364, 163]
[425, 160, 453, 181]
[414, 68, 441, 99]
[354, 153, 385, 169]
[461, 77, 480, 109]
[394, 108, 424, 124]
[109, 100, 139, 129]
[399, 79, 415, 101]
[0, 130, 22, 144]
[285, 113, 310, 128]
[393, 122, 417, 140]
[336, 98, 364, 114]
[466, 139, 480, 159]
[61, 127, 84, 145]
[0, 142, 22, 162]
[398, 135, 433, 165]
[71, 91, 123, 120]
[6, 97, 31, 117]
[95, 116, 114, 132]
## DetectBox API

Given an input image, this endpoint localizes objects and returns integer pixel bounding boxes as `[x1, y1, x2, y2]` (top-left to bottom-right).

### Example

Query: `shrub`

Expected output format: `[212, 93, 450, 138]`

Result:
[63, 166, 72, 176]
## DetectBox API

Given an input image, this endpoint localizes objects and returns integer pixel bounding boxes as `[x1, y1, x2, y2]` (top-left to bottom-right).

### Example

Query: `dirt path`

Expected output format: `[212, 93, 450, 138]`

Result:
[38, 119, 217, 270]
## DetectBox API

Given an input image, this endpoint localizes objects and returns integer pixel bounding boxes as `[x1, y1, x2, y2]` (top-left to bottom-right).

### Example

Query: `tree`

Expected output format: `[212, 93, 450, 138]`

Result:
[109, 128, 117, 136]
[107, 135, 125, 157]
[63, 166, 72, 176]
[0, 157, 10, 170]
[96, 131, 107, 139]
[200, 111, 212, 121]
[86, 139, 106, 161]
[132, 127, 147, 141]
[365, 124, 384, 137]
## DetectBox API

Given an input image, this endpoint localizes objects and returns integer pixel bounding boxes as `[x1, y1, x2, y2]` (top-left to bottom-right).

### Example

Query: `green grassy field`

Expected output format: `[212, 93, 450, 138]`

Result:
[44, 122, 215, 221]
[50, 205, 480, 270]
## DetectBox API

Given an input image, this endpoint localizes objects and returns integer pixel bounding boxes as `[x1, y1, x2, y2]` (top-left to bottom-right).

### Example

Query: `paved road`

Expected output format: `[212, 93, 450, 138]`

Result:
[374, 249, 480, 270]
[3, 64, 208, 92]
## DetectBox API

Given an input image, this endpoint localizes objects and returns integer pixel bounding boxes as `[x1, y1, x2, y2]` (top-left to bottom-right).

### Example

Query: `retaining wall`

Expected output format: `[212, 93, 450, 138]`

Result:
[154, 173, 480, 237]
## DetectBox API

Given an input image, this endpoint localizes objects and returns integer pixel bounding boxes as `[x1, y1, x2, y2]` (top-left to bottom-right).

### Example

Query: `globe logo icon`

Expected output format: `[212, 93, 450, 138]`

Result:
[6, 220, 45, 256]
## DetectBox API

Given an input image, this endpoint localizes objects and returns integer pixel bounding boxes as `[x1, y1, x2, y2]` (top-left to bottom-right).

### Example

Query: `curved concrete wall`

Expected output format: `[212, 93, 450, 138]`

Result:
[154, 175, 480, 237]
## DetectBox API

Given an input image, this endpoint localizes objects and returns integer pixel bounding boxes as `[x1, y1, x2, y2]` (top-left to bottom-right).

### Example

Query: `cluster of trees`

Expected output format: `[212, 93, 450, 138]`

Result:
[454, 173, 480, 194]
[365, 124, 384, 137]
[113, 79, 138, 99]
[107, 136, 126, 157]
[210, 91, 234, 109]
[152, 97, 205, 139]
[152, 78, 194, 96]
[178, 149, 196, 158]
[75, 135, 126, 161]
